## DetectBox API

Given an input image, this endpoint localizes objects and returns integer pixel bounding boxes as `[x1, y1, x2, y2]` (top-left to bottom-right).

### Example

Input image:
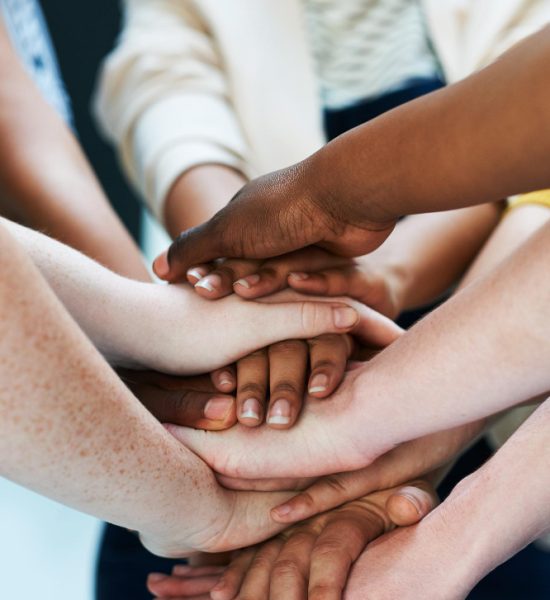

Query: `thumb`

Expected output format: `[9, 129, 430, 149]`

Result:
[137, 384, 237, 430]
[153, 220, 224, 282]
[386, 481, 438, 527]
[250, 301, 360, 348]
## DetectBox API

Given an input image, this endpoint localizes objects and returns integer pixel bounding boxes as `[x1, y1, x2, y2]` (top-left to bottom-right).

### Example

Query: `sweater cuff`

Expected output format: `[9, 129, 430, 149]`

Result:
[145, 140, 248, 223]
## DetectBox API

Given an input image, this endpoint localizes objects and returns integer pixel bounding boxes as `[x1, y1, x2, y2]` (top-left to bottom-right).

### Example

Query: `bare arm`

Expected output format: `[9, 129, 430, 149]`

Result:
[345, 398, 550, 600]
[1, 217, 397, 374]
[0, 221, 297, 558]
[155, 26, 550, 279]
[169, 220, 550, 478]
[0, 18, 149, 281]
[164, 165, 246, 236]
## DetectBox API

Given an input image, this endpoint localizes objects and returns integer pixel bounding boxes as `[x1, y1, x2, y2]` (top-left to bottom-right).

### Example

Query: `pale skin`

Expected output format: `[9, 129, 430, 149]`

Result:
[0, 221, 362, 559]
[168, 219, 550, 479]
[0, 18, 149, 282]
[266, 202, 550, 524]
[344, 399, 550, 600]
[150, 205, 550, 599]
[0, 217, 402, 377]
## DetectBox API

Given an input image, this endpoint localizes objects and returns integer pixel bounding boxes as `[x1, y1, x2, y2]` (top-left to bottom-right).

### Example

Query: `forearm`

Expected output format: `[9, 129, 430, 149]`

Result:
[164, 165, 246, 236]
[352, 220, 550, 454]
[0, 223, 224, 552]
[427, 399, 550, 588]
[0, 20, 149, 281]
[367, 204, 502, 313]
[312, 27, 550, 223]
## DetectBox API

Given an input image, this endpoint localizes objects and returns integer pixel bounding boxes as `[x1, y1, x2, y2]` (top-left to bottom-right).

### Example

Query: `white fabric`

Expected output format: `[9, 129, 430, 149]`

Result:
[303, 0, 440, 109]
[94, 0, 550, 221]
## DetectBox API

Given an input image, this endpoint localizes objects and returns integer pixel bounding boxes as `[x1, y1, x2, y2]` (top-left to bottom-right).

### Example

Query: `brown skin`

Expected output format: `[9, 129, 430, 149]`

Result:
[147, 480, 437, 600]
[153, 26, 550, 281]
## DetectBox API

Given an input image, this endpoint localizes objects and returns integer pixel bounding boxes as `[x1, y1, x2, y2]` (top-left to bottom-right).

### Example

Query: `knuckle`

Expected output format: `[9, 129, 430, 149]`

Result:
[309, 358, 337, 371]
[271, 380, 301, 397]
[309, 333, 342, 346]
[300, 302, 329, 336]
[312, 538, 346, 560]
[240, 348, 267, 362]
[309, 582, 341, 600]
[238, 382, 267, 397]
[269, 339, 307, 356]
[271, 558, 304, 580]
[249, 553, 275, 573]
[323, 475, 349, 497]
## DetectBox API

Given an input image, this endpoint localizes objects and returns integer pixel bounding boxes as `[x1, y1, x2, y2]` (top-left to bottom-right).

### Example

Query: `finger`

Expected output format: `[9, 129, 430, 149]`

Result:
[271, 469, 377, 524]
[254, 292, 399, 349]
[233, 249, 353, 300]
[385, 482, 438, 527]
[288, 266, 369, 301]
[307, 334, 354, 398]
[308, 509, 385, 600]
[147, 572, 221, 597]
[186, 264, 213, 285]
[153, 219, 224, 282]
[234, 538, 285, 600]
[209, 548, 255, 600]
[172, 565, 226, 577]
[267, 340, 308, 429]
[194, 259, 262, 299]
[140, 385, 237, 430]
[211, 367, 237, 393]
[236, 349, 269, 426]
[348, 303, 403, 348]
[217, 473, 318, 492]
[269, 529, 317, 600]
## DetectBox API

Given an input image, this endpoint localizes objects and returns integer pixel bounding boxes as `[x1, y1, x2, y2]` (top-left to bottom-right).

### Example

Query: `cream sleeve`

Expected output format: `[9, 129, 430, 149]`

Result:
[93, 0, 250, 222]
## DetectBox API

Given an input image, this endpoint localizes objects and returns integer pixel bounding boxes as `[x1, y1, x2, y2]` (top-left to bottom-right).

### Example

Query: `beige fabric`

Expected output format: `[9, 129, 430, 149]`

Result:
[94, 0, 549, 221]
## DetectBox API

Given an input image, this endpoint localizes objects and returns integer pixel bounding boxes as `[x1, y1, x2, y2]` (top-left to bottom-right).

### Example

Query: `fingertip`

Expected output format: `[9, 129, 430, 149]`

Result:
[270, 500, 301, 523]
[266, 398, 295, 429]
[213, 369, 236, 392]
[153, 252, 170, 279]
[308, 372, 330, 397]
[204, 396, 235, 421]
[387, 486, 436, 526]
[332, 306, 359, 330]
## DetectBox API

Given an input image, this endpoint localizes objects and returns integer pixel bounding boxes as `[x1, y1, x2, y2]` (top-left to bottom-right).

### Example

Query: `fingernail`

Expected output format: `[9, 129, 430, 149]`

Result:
[333, 306, 359, 329]
[234, 274, 261, 289]
[204, 397, 233, 420]
[267, 399, 291, 425]
[153, 253, 169, 278]
[309, 373, 329, 394]
[195, 274, 221, 293]
[218, 371, 234, 388]
[148, 573, 167, 583]
[289, 272, 309, 281]
[397, 486, 425, 516]
[187, 268, 204, 282]
[272, 503, 292, 517]
[240, 398, 261, 421]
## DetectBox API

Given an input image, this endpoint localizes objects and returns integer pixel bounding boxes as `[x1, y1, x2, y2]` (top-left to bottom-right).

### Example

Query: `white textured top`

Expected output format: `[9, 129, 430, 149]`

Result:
[303, 0, 441, 108]
[0, 0, 71, 123]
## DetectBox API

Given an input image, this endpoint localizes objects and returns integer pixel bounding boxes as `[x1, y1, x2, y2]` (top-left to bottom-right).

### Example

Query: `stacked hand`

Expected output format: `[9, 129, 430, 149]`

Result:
[153, 161, 397, 284]
[147, 481, 437, 600]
